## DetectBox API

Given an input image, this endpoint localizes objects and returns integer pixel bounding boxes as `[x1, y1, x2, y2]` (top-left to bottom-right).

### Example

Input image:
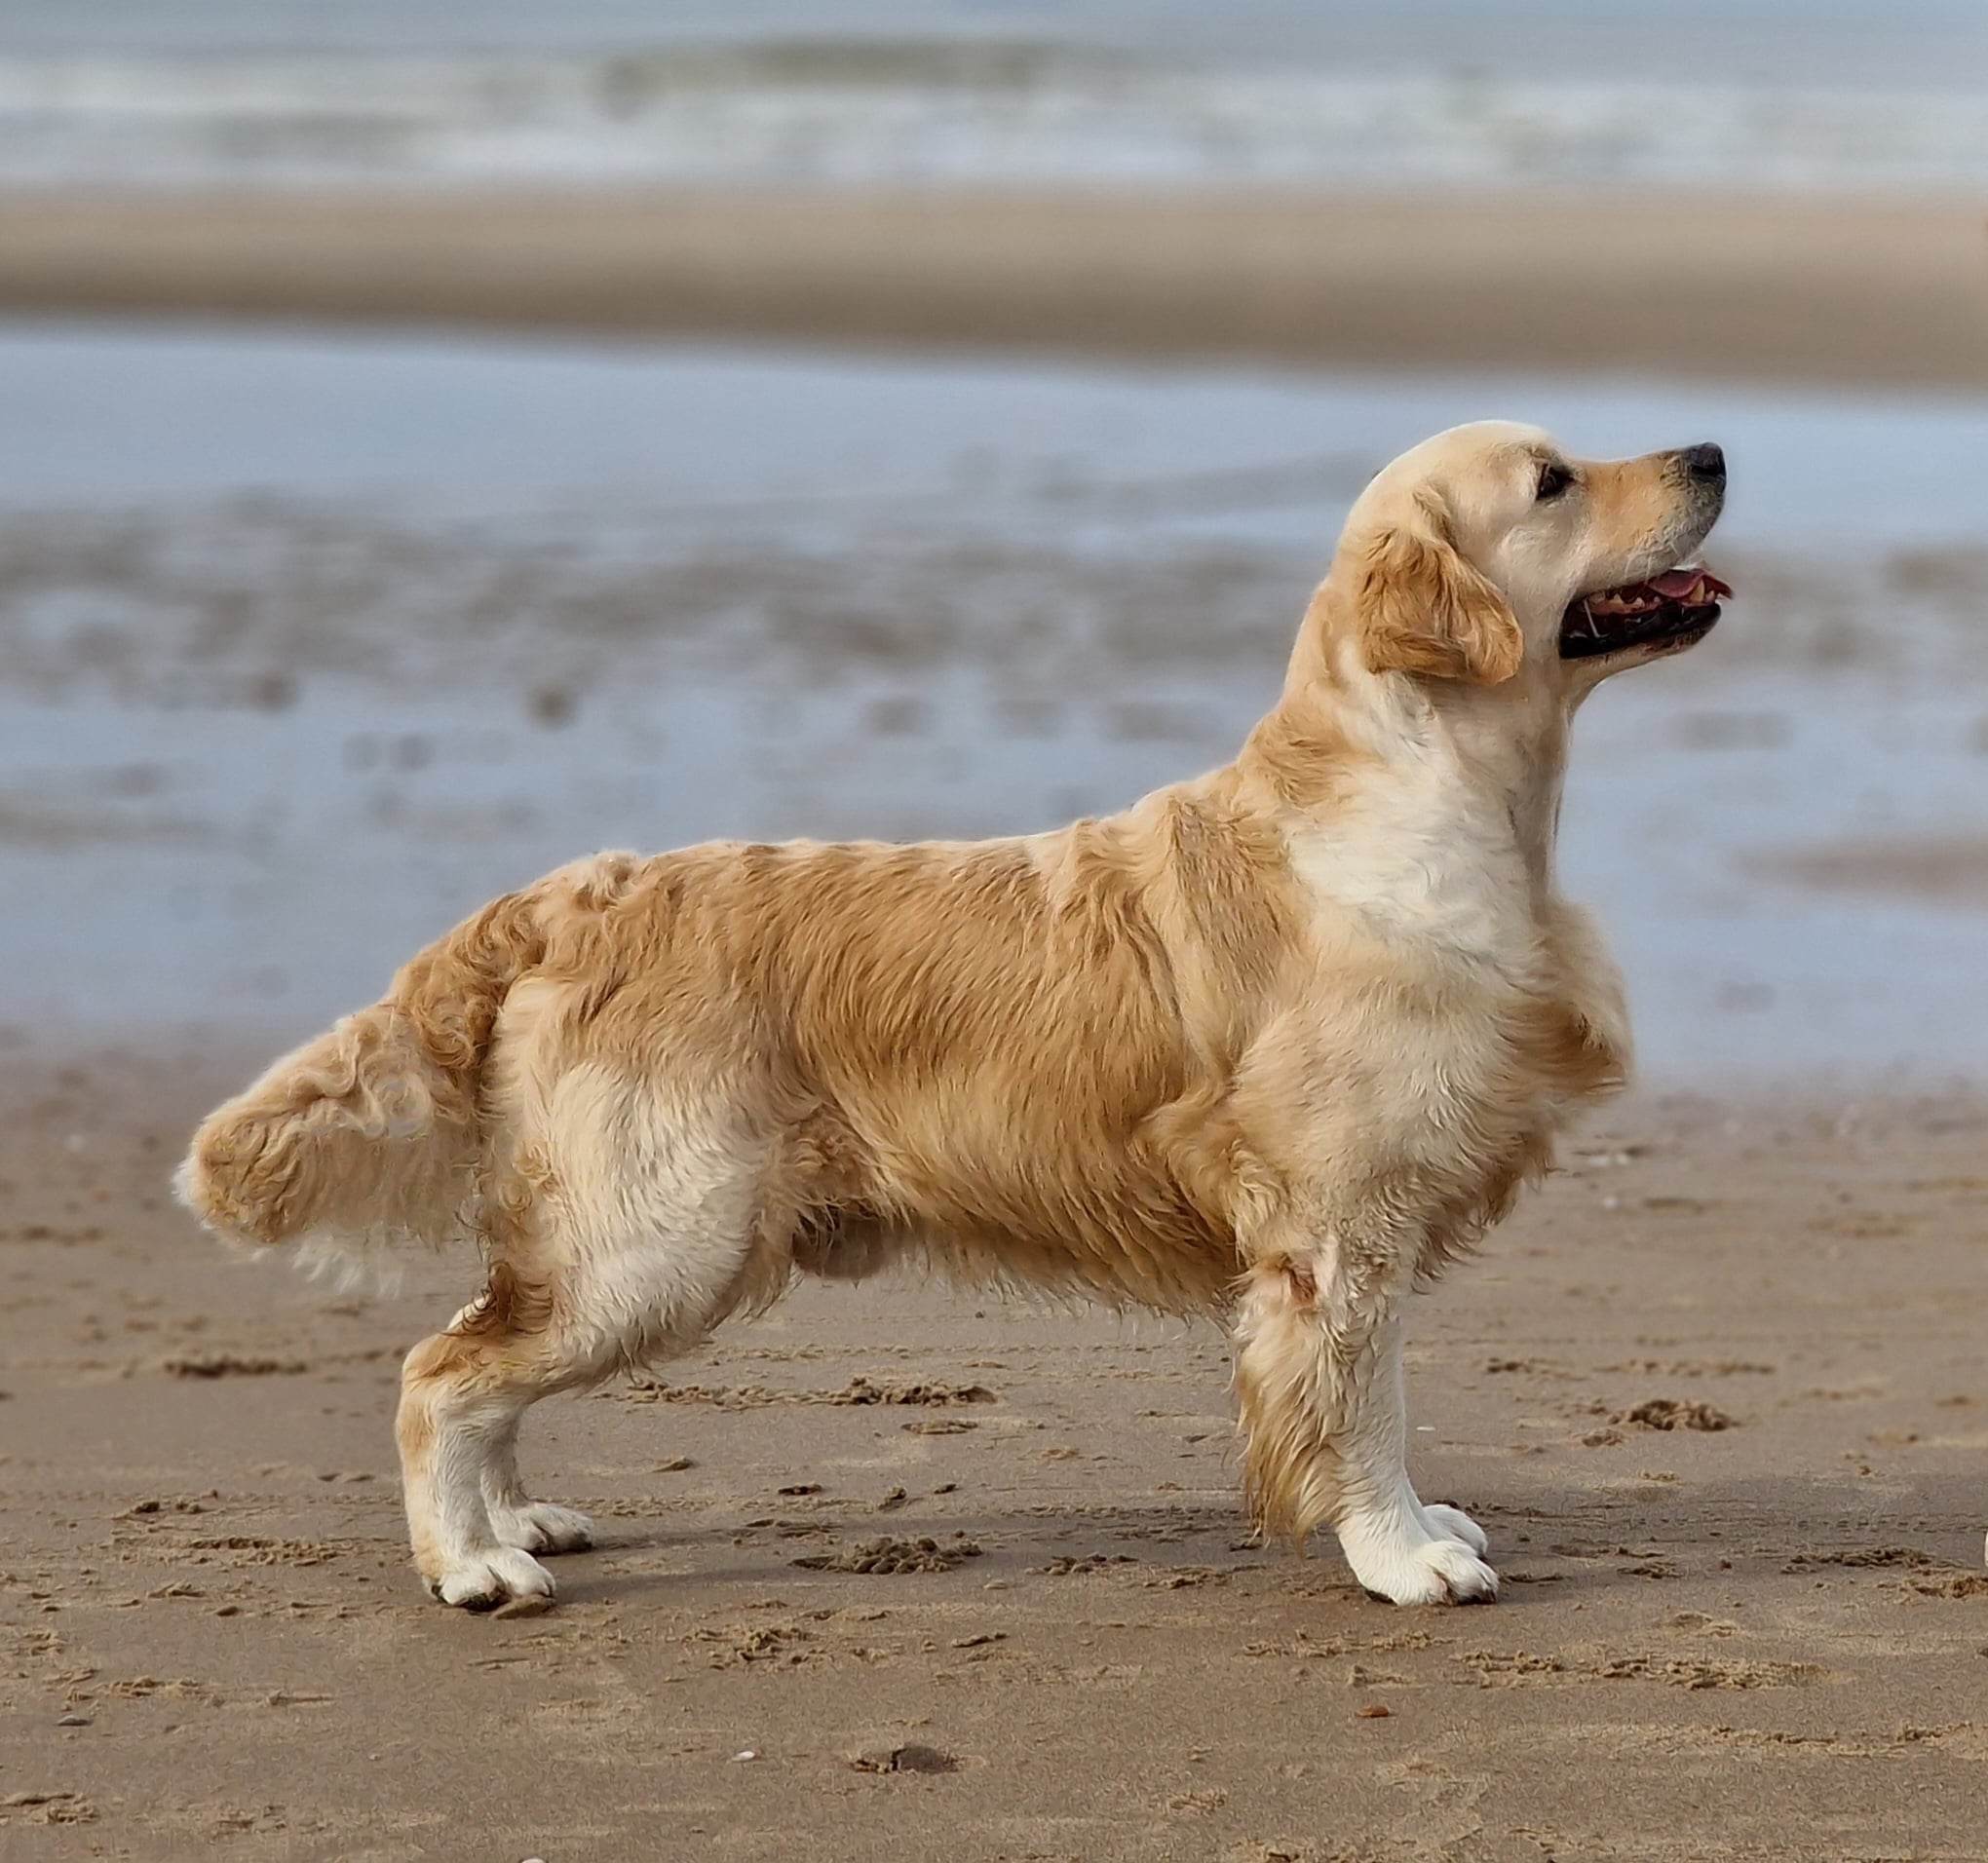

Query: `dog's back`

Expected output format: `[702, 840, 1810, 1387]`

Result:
[181, 780, 1299, 1313]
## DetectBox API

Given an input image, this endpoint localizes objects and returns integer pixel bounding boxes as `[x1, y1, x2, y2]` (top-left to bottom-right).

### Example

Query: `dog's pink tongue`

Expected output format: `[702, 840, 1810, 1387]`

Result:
[1648, 567, 1732, 600]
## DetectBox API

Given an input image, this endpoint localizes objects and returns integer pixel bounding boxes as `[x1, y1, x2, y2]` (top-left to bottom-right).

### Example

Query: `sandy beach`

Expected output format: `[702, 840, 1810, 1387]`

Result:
[2, 1052, 1985, 1858]
[2, 189, 1984, 388]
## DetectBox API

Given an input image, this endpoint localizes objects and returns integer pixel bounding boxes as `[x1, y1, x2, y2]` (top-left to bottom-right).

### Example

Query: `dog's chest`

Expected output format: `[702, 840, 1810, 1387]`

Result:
[1281, 801, 1619, 1137]
[1284, 795, 1536, 970]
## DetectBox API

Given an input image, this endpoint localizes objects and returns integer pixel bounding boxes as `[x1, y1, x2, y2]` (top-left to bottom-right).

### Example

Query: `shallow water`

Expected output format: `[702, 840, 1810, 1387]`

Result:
[5, 323, 1984, 547]
[0, 323, 1981, 1088]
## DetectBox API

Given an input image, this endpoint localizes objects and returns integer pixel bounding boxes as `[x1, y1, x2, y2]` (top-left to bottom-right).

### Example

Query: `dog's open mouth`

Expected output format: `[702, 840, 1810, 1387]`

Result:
[1558, 566, 1731, 659]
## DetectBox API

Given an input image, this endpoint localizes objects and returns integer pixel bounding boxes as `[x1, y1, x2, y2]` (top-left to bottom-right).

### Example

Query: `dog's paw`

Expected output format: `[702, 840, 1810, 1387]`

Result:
[1340, 1517, 1499, 1606]
[425, 1547, 557, 1612]
[1421, 1502, 1489, 1557]
[490, 1502, 594, 1556]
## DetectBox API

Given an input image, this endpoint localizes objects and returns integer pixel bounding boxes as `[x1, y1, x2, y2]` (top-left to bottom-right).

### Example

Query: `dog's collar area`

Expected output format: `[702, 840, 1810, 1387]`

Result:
[1558, 565, 1731, 659]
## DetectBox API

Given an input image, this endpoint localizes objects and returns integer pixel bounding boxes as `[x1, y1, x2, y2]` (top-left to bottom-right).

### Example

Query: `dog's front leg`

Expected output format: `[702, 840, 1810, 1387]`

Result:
[1234, 1230, 1498, 1605]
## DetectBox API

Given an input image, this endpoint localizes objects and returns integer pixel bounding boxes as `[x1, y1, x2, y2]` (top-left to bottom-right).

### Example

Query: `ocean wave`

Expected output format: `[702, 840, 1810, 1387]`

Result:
[2, 44, 1985, 192]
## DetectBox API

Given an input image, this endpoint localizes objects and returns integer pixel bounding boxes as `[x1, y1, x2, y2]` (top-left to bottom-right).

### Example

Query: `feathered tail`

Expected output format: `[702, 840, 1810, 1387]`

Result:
[176, 854, 634, 1261]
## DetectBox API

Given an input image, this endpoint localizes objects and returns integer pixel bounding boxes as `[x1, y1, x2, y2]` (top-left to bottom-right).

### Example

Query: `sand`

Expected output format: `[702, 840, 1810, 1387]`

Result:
[1, 188, 1984, 389]
[2, 1050, 1985, 1860]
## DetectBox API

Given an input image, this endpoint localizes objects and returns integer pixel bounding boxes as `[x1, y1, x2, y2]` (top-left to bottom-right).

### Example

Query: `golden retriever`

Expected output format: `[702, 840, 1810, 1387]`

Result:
[178, 421, 1729, 1611]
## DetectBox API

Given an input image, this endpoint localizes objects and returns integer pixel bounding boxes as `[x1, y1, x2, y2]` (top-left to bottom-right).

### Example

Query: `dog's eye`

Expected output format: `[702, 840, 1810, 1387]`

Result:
[1536, 462, 1574, 502]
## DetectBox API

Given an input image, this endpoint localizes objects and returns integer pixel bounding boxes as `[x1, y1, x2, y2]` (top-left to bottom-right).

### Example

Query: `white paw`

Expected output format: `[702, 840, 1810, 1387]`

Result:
[427, 1546, 557, 1612]
[490, 1502, 594, 1556]
[1421, 1502, 1490, 1557]
[1340, 1514, 1500, 1606]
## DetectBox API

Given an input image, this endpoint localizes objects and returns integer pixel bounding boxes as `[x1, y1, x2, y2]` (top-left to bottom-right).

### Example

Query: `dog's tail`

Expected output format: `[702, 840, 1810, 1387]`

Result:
[176, 853, 636, 1267]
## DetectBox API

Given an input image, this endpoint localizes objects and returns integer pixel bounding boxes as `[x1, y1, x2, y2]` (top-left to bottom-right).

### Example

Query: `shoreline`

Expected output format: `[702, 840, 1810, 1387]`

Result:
[1, 187, 1983, 389]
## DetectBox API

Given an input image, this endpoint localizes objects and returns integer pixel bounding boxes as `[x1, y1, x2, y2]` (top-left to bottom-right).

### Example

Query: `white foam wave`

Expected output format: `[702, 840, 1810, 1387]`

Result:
[2, 50, 1985, 193]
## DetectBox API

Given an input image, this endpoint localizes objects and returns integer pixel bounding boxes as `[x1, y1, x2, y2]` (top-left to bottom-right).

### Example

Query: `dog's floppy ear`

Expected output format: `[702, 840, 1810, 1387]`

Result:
[1356, 490, 1521, 684]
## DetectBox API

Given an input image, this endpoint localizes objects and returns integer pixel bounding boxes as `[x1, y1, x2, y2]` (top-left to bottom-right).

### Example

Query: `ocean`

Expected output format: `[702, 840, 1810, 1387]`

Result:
[1, 1, 1984, 193]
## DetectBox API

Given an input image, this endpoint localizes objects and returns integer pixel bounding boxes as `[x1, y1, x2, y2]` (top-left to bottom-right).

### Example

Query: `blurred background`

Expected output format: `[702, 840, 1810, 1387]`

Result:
[2, 0, 1984, 1088]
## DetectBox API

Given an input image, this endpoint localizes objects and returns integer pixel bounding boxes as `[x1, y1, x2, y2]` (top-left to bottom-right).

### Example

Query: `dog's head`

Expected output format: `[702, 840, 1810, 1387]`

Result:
[1326, 421, 1729, 699]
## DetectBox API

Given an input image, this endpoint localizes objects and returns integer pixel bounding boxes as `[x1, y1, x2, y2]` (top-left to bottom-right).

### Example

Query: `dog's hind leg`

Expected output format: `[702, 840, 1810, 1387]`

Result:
[401, 1234, 784, 1607]
[404, 1286, 597, 1560]
[471, 1226, 789, 1565]
[479, 1409, 596, 1558]
[1233, 1213, 1498, 1606]
[398, 1271, 586, 1610]
[399, 1068, 793, 1610]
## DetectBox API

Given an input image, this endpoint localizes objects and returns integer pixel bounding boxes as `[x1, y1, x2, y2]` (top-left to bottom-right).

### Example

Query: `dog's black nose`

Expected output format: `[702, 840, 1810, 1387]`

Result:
[1681, 442, 1726, 484]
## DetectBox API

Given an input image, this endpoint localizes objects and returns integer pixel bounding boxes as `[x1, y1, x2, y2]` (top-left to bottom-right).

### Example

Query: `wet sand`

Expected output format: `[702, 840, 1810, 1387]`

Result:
[2, 188, 1985, 388]
[2, 1052, 1985, 1858]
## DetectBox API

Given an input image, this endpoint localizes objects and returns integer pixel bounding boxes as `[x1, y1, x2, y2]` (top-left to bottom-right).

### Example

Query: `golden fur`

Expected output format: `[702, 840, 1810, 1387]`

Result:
[179, 421, 1726, 1609]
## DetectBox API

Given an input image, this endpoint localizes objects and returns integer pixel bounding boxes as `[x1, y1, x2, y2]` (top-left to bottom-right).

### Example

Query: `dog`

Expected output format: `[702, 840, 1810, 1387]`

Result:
[179, 421, 1729, 1611]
